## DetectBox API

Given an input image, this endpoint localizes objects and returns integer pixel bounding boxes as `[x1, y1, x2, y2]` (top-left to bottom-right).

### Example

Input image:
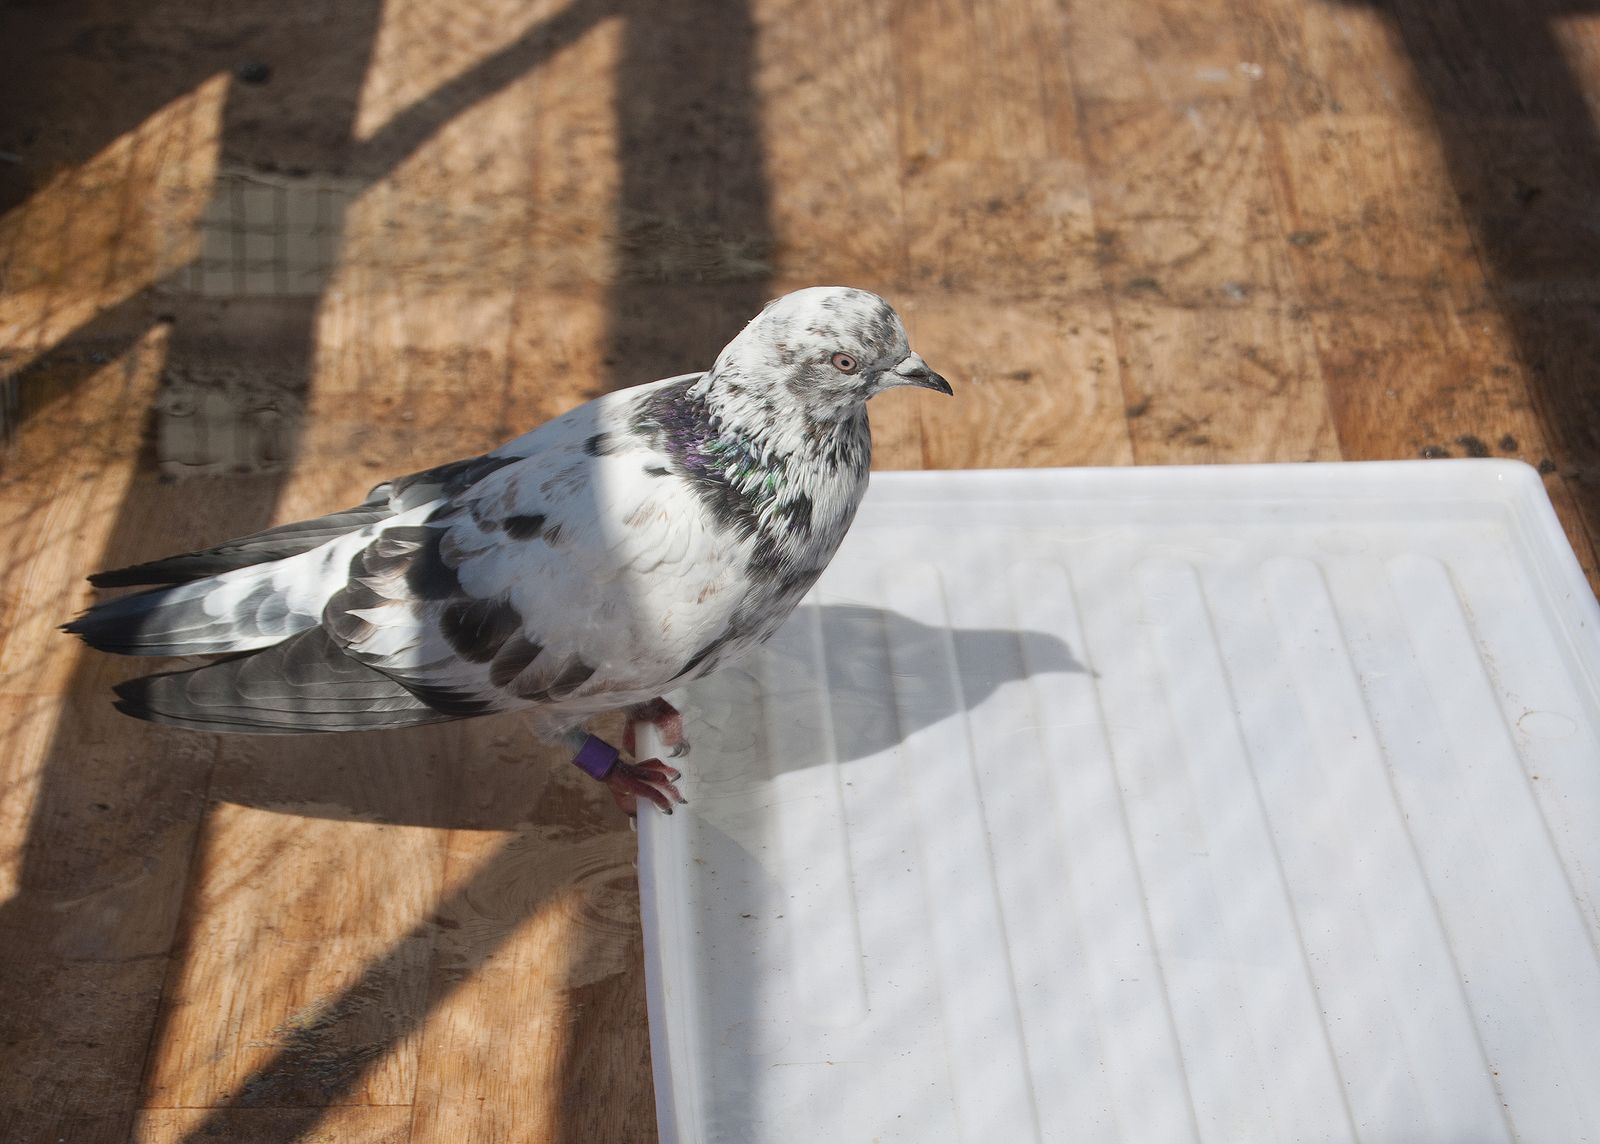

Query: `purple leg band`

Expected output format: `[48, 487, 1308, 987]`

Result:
[572, 735, 620, 781]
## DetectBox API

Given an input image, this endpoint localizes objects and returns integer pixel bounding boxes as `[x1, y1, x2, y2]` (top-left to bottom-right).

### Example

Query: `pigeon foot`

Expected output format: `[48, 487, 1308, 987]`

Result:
[624, 697, 689, 758]
[605, 757, 686, 817]
[570, 733, 685, 816]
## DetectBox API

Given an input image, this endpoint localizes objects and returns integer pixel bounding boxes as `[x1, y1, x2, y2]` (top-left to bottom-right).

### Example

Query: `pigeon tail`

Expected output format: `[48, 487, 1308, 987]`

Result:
[63, 537, 355, 656]
[88, 498, 393, 587]
[110, 627, 455, 734]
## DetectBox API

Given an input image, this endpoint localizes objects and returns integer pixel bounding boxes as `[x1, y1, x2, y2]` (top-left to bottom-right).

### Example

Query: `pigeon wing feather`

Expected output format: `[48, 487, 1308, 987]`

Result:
[320, 376, 742, 723]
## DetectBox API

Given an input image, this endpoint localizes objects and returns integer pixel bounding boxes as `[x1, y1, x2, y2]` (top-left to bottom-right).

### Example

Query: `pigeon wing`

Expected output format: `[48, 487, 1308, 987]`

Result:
[321, 379, 746, 719]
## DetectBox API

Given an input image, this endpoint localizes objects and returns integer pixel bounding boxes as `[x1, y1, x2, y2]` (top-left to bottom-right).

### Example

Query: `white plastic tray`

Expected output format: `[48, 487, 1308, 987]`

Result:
[638, 461, 1600, 1144]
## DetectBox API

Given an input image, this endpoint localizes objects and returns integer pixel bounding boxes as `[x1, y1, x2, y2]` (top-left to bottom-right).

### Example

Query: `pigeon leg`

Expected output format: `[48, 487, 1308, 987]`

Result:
[568, 732, 685, 816]
[622, 697, 689, 758]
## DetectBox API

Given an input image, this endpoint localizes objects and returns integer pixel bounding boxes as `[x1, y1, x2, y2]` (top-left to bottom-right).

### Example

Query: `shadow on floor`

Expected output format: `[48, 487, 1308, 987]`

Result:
[1334, 0, 1600, 530]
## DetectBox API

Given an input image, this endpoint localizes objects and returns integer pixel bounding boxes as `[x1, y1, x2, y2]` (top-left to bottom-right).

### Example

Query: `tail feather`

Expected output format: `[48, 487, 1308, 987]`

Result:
[111, 627, 456, 734]
[63, 532, 368, 656]
[88, 493, 393, 588]
[64, 576, 305, 656]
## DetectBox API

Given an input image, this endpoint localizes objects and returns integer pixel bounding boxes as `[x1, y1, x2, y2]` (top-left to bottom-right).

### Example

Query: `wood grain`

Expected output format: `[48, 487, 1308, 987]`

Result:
[0, 74, 225, 376]
[906, 294, 1132, 470]
[407, 804, 650, 1144]
[4, 0, 1600, 1140]
[142, 804, 446, 1110]
[134, 1107, 414, 1144]
[0, 338, 224, 1143]
[754, 0, 903, 285]
[898, 0, 1101, 297]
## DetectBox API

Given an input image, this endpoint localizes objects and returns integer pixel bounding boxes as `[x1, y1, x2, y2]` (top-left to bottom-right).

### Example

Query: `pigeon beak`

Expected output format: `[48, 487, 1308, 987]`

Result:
[882, 352, 953, 396]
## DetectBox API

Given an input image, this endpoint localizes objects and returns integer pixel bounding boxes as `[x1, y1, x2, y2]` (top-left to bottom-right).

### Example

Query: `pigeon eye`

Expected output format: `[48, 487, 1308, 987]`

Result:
[830, 352, 859, 374]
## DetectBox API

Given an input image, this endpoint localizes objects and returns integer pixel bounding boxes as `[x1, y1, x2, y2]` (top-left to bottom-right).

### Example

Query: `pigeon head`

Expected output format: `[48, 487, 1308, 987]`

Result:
[699, 287, 951, 431]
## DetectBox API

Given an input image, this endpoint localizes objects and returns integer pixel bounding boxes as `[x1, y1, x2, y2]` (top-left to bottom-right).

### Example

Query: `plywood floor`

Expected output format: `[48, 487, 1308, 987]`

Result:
[3, 0, 1599, 1140]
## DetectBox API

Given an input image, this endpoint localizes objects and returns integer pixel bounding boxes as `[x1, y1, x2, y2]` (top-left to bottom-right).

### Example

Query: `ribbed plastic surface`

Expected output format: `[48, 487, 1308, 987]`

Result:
[638, 461, 1600, 1144]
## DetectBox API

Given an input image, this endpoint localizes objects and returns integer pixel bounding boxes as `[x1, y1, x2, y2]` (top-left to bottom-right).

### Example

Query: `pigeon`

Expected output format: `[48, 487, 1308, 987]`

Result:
[63, 287, 952, 813]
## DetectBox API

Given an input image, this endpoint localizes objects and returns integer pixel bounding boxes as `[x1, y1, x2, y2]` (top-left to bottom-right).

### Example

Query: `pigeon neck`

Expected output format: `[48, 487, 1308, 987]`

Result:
[645, 377, 775, 485]
[699, 408, 783, 490]
[649, 373, 872, 581]
[697, 370, 863, 466]
[696, 378, 785, 462]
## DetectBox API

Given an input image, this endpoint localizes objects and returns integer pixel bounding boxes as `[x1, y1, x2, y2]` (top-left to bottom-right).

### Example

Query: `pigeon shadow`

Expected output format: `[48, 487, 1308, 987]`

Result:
[728, 601, 1089, 777]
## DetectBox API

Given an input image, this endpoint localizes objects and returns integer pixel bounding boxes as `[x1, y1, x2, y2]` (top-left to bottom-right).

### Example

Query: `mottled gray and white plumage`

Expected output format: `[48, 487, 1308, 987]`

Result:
[64, 287, 951, 811]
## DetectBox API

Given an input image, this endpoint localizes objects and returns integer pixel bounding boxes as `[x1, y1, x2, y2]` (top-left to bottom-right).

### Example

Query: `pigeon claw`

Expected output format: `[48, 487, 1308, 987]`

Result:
[624, 697, 691, 759]
[605, 757, 686, 817]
